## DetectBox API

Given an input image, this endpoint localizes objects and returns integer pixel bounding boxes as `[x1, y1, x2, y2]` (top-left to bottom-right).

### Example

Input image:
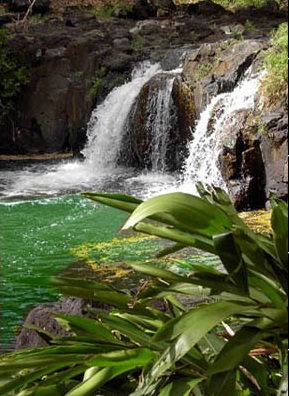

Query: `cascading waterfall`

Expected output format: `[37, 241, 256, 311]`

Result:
[82, 62, 161, 173]
[0, 61, 263, 201]
[145, 75, 177, 172]
[182, 71, 263, 193]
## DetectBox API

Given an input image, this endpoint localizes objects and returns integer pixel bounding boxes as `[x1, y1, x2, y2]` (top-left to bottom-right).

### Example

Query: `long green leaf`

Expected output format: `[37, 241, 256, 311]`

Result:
[123, 193, 233, 236]
[205, 370, 237, 396]
[0, 364, 70, 394]
[134, 222, 216, 254]
[65, 365, 135, 396]
[137, 302, 253, 394]
[96, 313, 153, 347]
[213, 232, 248, 294]
[87, 348, 154, 367]
[158, 378, 203, 396]
[153, 302, 253, 343]
[271, 200, 288, 269]
[129, 261, 247, 296]
[81, 192, 142, 213]
[207, 327, 263, 375]
[54, 313, 120, 344]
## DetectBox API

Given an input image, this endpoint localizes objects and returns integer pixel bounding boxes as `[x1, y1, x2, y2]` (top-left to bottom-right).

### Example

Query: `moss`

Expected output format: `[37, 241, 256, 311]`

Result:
[87, 67, 108, 101]
[130, 35, 146, 51]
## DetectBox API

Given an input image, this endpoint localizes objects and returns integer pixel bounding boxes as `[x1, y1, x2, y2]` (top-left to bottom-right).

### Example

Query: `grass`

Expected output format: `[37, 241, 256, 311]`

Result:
[261, 22, 288, 107]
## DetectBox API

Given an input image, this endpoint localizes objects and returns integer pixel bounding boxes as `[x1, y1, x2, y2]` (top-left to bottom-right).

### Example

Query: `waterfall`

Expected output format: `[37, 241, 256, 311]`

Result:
[182, 72, 262, 192]
[82, 62, 161, 173]
[142, 74, 177, 172]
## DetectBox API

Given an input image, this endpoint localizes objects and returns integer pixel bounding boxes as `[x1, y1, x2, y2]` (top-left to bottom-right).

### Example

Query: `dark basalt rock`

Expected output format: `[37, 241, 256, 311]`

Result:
[15, 296, 113, 349]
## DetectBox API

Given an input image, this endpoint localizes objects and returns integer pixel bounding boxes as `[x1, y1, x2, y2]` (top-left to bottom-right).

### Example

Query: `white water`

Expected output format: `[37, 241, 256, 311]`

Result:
[82, 62, 162, 172]
[181, 72, 262, 194]
[0, 63, 263, 201]
[145, 76, 176, 172]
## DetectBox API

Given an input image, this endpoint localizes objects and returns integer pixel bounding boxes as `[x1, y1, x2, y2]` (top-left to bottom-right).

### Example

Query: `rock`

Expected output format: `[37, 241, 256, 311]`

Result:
[131, 0, 157, 20]
[15, 297, 89, 349]
[9, 0, 50, 14]
[185, 0, 227, 16]
[183, 40, 266, 118]
[15, 296, 115, 349]
[260, 107, 288, 202]
[120, 73, 193, 171]
[218, 110, 266, 210]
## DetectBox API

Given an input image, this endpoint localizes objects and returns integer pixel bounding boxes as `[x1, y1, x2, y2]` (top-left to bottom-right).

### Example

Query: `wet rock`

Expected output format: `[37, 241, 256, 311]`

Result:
[183, 40, 266, 117]
[218, 110, 266, 210]
[120, 73, 192, 171]
[259, 107, 288, 202]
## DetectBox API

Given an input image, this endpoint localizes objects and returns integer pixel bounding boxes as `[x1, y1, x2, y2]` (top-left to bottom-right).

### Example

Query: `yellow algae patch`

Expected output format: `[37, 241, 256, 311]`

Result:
[69, 235, 160, 282]
[70, 235, 158, 266]
[240, 210, 272, 234]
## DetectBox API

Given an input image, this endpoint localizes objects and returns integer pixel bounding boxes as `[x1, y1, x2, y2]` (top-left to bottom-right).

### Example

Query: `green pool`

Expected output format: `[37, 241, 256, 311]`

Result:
[0, 195, 129, 349]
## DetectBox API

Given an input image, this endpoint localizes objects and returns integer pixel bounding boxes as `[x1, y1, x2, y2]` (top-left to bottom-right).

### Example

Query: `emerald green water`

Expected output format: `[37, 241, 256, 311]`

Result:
[0, 193, 222, 351]
[0, 195, 128, 349]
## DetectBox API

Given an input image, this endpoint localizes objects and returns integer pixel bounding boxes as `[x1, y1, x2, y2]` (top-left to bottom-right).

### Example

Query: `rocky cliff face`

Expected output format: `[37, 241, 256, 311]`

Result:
[0, 0, 287, 207]
[182, 39, 287, 208]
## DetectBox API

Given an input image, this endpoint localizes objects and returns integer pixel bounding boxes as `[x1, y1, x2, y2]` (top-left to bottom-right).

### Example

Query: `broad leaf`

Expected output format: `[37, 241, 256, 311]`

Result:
[123, 192, 233, 236]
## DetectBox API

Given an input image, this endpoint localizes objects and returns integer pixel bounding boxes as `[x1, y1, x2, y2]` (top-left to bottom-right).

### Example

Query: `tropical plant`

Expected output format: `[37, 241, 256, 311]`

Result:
[0, 185, 287, 395]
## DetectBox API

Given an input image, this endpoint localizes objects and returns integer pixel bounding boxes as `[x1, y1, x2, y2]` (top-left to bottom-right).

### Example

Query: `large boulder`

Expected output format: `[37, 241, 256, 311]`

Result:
[120, 73, 193, 171]
[183, 40, 266, 117]
[15, 297, 90, 349]
[218, 110, 266, 210]
[218, 104, 288, 209]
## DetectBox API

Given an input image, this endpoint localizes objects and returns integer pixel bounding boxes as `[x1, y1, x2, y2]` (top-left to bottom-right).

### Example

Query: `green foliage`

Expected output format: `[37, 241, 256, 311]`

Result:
[213, 0, 276, 8]
[0, 29, 30, 123]
[0, 186, 287, 395]
[261, 23, 288, 106]
[90, 3, 132, 18]
[87, 67, 107, 102]
[130, 35, 146, 51]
